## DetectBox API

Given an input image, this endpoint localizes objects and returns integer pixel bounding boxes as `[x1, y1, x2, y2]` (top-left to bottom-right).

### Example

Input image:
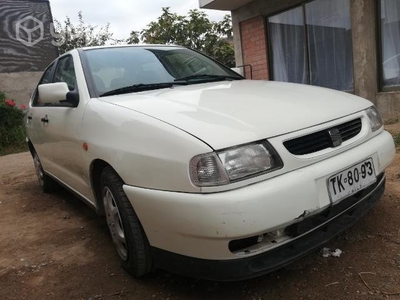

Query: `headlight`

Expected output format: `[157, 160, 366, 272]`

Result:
[366, 106, 383, 132]
[190, 141, 283, 187]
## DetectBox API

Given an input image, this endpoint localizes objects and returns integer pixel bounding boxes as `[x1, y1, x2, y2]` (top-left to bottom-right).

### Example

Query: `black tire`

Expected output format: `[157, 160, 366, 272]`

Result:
[32, 152, 59, 193]
[101, 166, 153, 277]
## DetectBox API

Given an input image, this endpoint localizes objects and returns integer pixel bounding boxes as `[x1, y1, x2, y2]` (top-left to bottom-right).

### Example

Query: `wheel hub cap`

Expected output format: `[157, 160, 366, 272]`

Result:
[33, 155, 44, 187]
[103, 186, 128, 261]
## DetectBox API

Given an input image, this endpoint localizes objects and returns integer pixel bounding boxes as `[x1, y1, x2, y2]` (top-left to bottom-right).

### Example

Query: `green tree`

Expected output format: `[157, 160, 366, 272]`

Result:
[127, 8, 235, 67]
[54, 11, 115, 54]
[126, 31, 140, 45]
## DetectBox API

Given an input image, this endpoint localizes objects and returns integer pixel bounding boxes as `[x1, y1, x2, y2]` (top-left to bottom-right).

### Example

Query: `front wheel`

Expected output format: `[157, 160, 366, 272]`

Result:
[101, 166, 153, 277]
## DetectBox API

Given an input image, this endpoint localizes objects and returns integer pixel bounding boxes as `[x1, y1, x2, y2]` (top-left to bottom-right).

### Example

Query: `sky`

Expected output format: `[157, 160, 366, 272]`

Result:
[49, 0, 229, 40]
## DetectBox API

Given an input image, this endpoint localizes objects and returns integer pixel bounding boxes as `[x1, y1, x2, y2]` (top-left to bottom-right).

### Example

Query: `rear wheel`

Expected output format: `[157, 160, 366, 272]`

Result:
[101, 166, 153, 277]
[33, 152, 58, 193]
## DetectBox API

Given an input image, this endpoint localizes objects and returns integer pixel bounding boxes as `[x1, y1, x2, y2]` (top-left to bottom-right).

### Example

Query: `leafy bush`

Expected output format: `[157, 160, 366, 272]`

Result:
[0, 92, 27, 155]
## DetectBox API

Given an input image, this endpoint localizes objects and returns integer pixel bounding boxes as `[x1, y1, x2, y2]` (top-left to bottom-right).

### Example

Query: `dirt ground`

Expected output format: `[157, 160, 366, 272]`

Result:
[1, 134, 400, 299]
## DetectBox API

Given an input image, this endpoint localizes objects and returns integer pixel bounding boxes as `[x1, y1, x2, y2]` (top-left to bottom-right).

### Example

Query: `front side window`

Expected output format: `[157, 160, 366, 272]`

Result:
[268, 0, 354, 91]
[32, 62, 55, 106]
[380, 0, 400, 88]
[53, 55, 77, 91]
[40, 63, 55, 85]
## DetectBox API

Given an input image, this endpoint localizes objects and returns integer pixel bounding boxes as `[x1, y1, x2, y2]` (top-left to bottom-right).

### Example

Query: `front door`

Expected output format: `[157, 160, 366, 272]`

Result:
[39, 54, 93, 201]
[26, 62, 55, 169]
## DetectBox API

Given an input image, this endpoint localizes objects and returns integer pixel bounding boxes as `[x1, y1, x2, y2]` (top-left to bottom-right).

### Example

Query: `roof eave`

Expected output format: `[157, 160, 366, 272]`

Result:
[199, 0, 254, 11]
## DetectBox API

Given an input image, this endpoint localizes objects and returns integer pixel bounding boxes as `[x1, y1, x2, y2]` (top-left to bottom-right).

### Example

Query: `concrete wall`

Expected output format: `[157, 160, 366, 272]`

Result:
[233, 0, 305, 23]
[350, 0, 379, 104]
[232, 12, 244, 68]
[377, 92, 400, 120]
[231, 0, 400, 120]
[0, 72, 42, 107]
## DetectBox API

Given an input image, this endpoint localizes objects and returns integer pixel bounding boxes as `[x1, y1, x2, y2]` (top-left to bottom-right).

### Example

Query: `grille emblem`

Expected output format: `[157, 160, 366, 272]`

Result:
[328, 128, 342, 147]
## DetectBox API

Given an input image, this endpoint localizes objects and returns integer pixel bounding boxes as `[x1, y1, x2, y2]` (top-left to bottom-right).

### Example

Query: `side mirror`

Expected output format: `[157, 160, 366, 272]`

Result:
[231, 67, 243, 76]
[38, 82, 79, 107]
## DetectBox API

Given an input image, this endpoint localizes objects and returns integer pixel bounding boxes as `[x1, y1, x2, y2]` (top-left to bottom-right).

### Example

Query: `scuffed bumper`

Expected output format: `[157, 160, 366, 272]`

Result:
[150, 174, 385, 281]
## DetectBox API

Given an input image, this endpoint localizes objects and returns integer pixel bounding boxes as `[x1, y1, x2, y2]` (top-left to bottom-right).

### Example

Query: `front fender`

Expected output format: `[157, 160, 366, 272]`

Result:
[82, 99, 212, 193]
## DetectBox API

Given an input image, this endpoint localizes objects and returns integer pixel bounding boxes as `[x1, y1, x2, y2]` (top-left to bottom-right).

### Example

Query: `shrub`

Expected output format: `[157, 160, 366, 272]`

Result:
[0, 92, 27, 155]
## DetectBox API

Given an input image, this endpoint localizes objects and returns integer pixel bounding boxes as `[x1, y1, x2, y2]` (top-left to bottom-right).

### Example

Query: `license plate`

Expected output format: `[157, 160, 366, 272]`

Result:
[328, 158, 376, 203]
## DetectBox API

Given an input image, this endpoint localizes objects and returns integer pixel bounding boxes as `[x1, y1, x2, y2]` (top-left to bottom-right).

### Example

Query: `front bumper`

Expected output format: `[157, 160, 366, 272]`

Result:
[124, 131, 394, 261]
[150, 174, 385, 281]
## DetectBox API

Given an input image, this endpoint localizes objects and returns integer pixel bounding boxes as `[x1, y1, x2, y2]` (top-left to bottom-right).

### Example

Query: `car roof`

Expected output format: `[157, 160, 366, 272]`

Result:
[79, 44, 186, 51]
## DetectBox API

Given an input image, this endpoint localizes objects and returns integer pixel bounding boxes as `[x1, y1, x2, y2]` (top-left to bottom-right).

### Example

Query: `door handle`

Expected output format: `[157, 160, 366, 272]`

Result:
[41, 116, 49, 123]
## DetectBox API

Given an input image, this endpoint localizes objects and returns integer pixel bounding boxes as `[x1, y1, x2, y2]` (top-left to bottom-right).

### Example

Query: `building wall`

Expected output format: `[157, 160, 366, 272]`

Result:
[0, 0, 57, 105]
[377, 92, 400, 120]
[350, 0, 379, 104]
[232, 0, 400, 120]
[0, 72, 42, 107]
[0, 0, 58, 73]
[240, 16, 269, 80]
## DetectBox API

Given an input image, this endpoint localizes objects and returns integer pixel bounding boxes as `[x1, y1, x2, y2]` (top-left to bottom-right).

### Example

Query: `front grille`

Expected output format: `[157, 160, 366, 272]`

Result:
[337, 118, 363, 141]
[284, 118, 362, 155]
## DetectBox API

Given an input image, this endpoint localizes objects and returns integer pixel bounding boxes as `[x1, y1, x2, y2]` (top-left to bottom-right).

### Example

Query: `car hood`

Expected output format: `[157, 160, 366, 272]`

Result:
[102, 80, 372, 149]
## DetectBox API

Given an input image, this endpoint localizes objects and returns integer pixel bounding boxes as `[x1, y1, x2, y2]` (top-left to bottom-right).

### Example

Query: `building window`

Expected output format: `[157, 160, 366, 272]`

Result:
[268, 7, 307, 84]
[380, 0, 400, 89]
[268, 0, 354, 91]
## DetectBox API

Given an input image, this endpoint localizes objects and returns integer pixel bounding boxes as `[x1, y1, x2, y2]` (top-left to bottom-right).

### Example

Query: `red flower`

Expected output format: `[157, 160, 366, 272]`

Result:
[4, 99, 15, 107]
[20, 104, 26, 110]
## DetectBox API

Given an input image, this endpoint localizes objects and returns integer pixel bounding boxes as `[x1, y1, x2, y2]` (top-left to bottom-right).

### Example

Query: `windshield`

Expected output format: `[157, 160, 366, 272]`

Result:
[83, 46, 243, 96]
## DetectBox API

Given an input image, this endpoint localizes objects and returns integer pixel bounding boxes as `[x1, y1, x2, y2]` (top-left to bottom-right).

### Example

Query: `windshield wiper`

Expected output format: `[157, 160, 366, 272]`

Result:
[99, 75, 242, 97]
[174, 74, 242, 82]
[99, 82, 188, 97]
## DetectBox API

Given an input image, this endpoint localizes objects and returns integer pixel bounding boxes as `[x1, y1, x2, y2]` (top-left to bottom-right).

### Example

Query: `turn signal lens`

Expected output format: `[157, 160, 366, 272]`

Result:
[189, 153, 229, 187]
[366, 106, 383, 132]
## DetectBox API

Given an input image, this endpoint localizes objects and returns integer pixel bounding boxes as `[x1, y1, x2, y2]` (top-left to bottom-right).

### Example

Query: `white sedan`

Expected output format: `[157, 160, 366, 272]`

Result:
[26, 45, 395, 281]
